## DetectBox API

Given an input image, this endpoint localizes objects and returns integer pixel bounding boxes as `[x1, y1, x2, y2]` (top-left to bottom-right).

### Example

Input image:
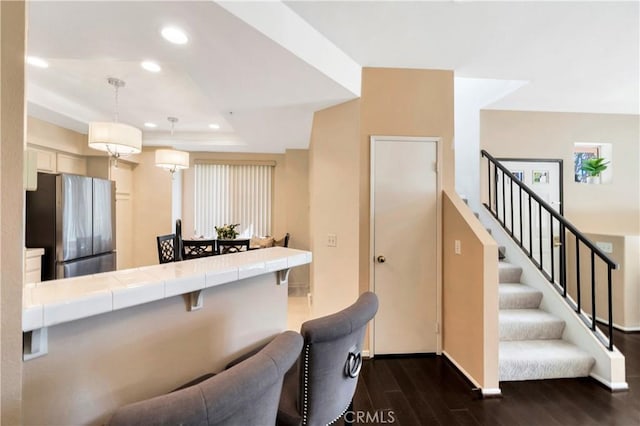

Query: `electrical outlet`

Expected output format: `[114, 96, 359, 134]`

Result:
[454, 239, 462, 255]
[327, 233, 337, 247]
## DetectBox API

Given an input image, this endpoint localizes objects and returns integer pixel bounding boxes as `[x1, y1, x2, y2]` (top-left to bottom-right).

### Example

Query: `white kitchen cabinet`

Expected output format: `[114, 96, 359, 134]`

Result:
[24, 248, 44, 284]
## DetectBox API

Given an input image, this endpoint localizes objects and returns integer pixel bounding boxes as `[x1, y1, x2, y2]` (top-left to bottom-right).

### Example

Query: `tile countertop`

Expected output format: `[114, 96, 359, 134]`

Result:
[22, 247, 312, 332]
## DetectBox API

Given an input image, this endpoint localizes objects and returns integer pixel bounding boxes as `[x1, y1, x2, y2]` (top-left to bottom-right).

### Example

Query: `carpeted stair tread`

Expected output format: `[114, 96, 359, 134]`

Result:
[499, 262, 523, 283]
[499, 340, 595, 381]
[500, 309, 565, 341]
[499, 284, 543, 309]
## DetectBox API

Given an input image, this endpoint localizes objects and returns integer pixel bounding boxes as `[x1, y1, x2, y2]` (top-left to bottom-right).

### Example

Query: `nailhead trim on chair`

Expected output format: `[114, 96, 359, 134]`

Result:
[327, 403, 351, 426]
[302, 344, 311, 425]
[302, 342, 358, 426]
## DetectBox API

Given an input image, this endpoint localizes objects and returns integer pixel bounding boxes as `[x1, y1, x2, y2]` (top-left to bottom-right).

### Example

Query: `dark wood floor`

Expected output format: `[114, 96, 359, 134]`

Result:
[345, 330, 640, 426]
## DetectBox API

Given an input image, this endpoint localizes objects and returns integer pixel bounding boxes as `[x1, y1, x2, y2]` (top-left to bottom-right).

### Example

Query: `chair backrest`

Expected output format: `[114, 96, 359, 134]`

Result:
[182, 239, 216, 260]
[175, 219, 183, 261]
[109, 331, 303, 426]
[297, 292, 378, 426]
[156, 234, 176, 264]
[217, 239, 250, 255]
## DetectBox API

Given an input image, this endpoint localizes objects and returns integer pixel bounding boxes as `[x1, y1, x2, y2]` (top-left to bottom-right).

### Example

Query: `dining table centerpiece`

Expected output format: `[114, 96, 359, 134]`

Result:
[215, 223, 240, 239]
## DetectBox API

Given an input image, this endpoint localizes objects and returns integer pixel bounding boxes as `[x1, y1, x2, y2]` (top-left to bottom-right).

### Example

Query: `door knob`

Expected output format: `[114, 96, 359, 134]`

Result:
[376, 255, 386, 263]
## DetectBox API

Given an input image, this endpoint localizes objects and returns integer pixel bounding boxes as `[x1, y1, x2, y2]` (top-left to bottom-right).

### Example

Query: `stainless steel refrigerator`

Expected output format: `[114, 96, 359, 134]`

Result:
[26, 173, 116, 281]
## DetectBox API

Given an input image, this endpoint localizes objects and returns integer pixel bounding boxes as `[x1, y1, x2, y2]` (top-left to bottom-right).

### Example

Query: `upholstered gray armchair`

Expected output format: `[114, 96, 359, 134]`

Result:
[277, 292, 379, 426]
[109, 330, 303, 426]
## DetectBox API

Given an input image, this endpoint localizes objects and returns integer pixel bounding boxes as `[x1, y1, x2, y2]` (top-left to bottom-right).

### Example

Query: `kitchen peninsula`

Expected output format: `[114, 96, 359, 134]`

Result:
[21, 247, 311, 425]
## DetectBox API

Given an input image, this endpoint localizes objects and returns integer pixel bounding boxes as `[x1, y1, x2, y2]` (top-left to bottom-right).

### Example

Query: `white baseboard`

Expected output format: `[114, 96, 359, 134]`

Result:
[590, 372, 629, 392]
[614, 325, 640, 332]
[362, 349, 371, 359]
[593, 315, 640, 332]
[481, 388, 503, 398]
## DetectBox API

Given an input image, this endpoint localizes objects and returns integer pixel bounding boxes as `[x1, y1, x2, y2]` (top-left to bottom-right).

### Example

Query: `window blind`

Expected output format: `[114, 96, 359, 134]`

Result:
[194, 163, 272, 238]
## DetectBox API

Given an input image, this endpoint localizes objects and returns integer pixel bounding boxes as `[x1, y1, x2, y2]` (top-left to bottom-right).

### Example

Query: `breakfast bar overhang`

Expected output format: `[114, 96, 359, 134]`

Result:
[21, 247, 311, 425]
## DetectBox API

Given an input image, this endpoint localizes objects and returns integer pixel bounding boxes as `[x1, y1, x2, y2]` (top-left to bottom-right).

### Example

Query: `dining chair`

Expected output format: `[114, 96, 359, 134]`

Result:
[216, 239, 250, 255]
[109, 331, 304, 426]
[182, 239, 217, 260]
[174, 219, 183, 261]
[274, 233, 290, 248]
[277, 292, 379, 426]
[156, 234, 177, 264]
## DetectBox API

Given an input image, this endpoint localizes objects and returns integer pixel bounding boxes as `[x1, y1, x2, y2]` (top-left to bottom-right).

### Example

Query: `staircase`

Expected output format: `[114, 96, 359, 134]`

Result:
[497, 258, 595, 381]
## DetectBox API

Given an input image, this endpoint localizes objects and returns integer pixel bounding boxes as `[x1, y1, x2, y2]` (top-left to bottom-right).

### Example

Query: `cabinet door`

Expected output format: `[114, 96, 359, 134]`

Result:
[57, 153, 87, 175]
[33, 148, 57, 173]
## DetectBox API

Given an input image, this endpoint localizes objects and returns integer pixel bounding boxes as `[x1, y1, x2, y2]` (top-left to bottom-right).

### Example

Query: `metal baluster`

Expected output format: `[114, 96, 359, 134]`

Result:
[591, 250, 596, 331]
[538, 202, 543, 269]
[528, 195, 533, 258]
[487, 157, 492, 213]
[501, 170, 506, 226]
[560, 223, 567, 297]
[608, 265, 613, 350]
[576, 236, 581, 313]
[519, 186, 523, 247]
[494, 163, 498, 215]
[550, 212, 555, 283]
[509, 178, 514, 235]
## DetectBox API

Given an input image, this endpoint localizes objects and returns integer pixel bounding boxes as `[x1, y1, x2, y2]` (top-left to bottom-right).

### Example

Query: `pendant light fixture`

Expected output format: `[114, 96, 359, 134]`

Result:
[88, 77, 142, 158]
[155, 117, 189, 175]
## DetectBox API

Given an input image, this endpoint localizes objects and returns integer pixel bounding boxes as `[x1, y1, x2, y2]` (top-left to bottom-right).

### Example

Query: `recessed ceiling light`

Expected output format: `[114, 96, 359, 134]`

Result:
[141, 61, 161, 73]
[161, 26, 188, 45]
[208, 123, 220, 130]
[144, 122, 157, 128]
[26, 56, 49, 68]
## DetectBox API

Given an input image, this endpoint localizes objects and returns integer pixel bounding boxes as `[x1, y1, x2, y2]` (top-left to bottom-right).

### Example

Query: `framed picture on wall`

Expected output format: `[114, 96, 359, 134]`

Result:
[533, 170, 549, 184]
[512, 171, 524, 181]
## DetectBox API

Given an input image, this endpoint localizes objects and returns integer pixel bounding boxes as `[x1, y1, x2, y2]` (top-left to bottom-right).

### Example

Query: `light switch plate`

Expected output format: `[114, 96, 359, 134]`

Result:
[327, 233, 337, 247]
[454, 240, 461, 255]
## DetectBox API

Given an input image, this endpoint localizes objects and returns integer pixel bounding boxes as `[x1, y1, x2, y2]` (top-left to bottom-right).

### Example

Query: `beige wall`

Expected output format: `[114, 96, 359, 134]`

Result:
[284, 149, 310, 290]
[27, 116, 86, 155]
[0, 1, 26, 423]
[132, 149, 173, 267]
[442, 191, 499, 390]
[309, 99, 361, 316]
[308, 68, 455, 317]
[359, 68, 455, 294]
[625, 236, 640, 329]
[308, 67, 455, 322]
[481, 110, 640, 234]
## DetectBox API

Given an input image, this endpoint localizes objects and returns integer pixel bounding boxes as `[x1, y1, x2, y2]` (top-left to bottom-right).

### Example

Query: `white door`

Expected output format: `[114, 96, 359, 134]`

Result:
[371, 137, 438, 355]
[497, 160, 562, 282]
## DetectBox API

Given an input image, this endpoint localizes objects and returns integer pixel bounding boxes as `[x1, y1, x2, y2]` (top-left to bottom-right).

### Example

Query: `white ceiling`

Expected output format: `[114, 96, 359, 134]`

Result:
[26, 1, 639, 154]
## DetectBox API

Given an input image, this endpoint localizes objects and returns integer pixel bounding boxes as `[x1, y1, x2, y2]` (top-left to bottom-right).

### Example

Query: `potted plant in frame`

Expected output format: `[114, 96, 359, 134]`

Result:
[580, 157, 609, 184]
[215, 223, 240, 240]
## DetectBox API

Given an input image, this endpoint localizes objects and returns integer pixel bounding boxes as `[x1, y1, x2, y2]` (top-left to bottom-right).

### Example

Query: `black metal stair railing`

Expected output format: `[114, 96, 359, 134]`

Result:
[481, 150, 618, 350]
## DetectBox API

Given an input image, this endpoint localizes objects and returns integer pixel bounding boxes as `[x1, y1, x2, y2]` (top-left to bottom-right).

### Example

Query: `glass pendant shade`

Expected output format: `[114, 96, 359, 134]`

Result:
[88, 122, 142, 155]
[155, 149, 189, 172]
